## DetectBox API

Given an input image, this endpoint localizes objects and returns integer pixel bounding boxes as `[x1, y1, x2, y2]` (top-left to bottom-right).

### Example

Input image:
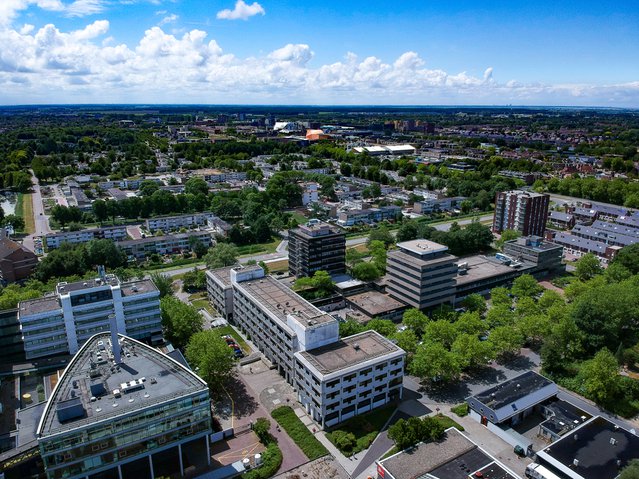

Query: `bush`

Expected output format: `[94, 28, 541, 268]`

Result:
[327, 405, 396, 456]
[331, 430, 357, 452]
[242, 442, 282, 479]
[253, 418, 271, 443]
[450, 403, 469, 417]
[271, 406, 328, 460]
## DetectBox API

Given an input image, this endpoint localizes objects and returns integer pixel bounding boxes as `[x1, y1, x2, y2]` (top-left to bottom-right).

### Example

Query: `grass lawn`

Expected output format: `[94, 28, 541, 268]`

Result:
[326, 405, 396, 456]
[290, 211, 308, 225]
[381, 446, 398, 460]
[347, 244, 369, 254]
[433, 414, 464, 431]
[271, 406, 329, 460]
[265, 258, 288, 273]
[16, 193, 35, 234]
[211, 325, 250, 353]
[237, 238, 281, 257]
[146, 259, 204, 272]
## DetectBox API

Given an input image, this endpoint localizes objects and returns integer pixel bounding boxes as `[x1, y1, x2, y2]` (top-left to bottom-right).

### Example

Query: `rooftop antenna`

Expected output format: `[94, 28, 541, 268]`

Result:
[108, 313, 122, 364]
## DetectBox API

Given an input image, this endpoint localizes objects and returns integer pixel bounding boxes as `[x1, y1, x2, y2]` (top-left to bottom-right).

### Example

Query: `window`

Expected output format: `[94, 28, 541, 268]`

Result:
[360, 368, 372, 376]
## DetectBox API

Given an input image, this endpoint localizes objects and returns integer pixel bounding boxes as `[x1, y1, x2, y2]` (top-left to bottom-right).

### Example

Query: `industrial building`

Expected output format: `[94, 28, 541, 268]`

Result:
[493, 190, 550, 237]
[288, 221, 346, 278]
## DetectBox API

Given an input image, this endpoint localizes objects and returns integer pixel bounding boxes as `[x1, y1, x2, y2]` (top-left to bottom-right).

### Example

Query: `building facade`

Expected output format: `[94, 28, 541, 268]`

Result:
[117, 230, 214, 260]
[386, 240, 458, 310]
[294, 330, 404, 428]
[45, 226, 128, 249]
[0, 232, 38, 282]
[37, 333, 211, 479]
[337, 206, 402, 227]
[288, 222, 346, 277]
[18, 274, 162, 360]
[145, 213, 217, 232]
[493, 190, 550, 237]
[502, 236, 564, 273]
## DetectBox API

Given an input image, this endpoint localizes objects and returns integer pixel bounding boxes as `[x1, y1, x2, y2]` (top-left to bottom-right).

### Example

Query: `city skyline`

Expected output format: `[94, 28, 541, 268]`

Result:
[0, 0, 638, 106]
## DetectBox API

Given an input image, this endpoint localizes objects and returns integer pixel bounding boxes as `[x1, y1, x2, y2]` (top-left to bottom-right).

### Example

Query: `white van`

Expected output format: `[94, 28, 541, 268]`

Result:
[525, 463, 562, 479]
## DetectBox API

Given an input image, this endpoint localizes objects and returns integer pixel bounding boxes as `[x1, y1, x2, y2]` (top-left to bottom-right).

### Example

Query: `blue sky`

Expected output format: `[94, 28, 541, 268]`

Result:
[0, 0, 638, 105]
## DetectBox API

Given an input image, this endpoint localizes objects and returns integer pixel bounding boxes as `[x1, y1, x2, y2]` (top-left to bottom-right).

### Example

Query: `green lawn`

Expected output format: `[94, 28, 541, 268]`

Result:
[237, 238, 281, 257]
[271, 406, 329, 461]
[211, 325, 251, 353]
[450, 403, 469, 417]
[16, 193, 35, 234]
[326, 405, 396, 456]
[290, 211, 308, 225]
[433, 414, 464, 431]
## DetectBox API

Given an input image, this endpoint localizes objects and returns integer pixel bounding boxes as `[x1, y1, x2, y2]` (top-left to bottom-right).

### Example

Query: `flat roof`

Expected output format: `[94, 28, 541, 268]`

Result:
[120, 279, 158, 297]
[380, 428, 517, 479]
[396, 239, 448, 256]
[57, 275, 120, 294]
[19, 295, 61, 316]
[38, 333, 207, 437]
[455, 255, 533, 286]
[239, 275, 334, 326]
[506, 236, 564, 252]
[298, 330, 402, 375]
[471, 371, 555, 411]
[207, 265, 238, 288]
[346, 291, 406, 316]
[388, 249, 456, 269]
[293, 222, 343, 238]
[539, 416, 639, 479]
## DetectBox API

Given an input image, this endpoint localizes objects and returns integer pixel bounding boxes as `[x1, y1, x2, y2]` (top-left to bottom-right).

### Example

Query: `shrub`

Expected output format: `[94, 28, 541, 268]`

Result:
[271, 406, 328, 460]
[331, 430, 357, 452]
[243, 442, 282, 479]
[450, 403, 469, 417]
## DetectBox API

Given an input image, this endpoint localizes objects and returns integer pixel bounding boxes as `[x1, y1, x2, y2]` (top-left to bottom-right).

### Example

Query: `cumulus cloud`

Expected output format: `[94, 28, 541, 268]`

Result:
[216, 0, 265, 21]
[0, 18, 637, 106]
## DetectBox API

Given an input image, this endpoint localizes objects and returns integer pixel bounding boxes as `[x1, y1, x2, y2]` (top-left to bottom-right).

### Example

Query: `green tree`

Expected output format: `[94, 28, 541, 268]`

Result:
[365, 318, 396, 337]
[368, 225, 394, 248]
[184, 177, 209, 196]
[424, 320, 457, 349]
[204, 243, 238, 269]
[578, 348, 620, 405]
[495, 229, 520, 250]
[2, 214, 25, 231]
[511, 274, 543, 298]
[410, 342, 461, 382]
[160, 296, 203, 348]
[396, 221, 418, 242]
[183, 269, 206, 291]
[293, 270, 335, 299]
[612, 244, 639, 275]
[451, 333, 494, 369]
[92, 199, 109, 222]
[461, 294, 487, 315]
[253, 418, 271, 443]
[150, 273, 173, 298]
[402, 308, 430, 336]
[185, 330, 235, 390]
[339, 319, 365, 337]
[392, 329, 418, 355]
[620, 459, 639, 479]
[84, 239, 127, 269]
[351, 261, 382, 281]
[331, 430, 357, 452]
[454, 311, 485, 336]
[489, 326, 524, 357]
[188, 236, 208, 258]
[490, 286, 512, 307]
[574, 253, 603, 281]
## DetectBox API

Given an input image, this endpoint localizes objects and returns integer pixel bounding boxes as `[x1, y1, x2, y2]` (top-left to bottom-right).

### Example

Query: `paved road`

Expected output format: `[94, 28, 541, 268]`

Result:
[433, 214, 494, 232]
[23, 171, 52, 253]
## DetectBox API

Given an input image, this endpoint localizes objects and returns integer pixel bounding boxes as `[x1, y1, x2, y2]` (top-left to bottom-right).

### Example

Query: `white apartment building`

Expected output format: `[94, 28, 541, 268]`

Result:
[205, 264, 262, 320]
[17, 273, 162, 359]
[302, 182, 319, 206]
[226, 266, 405, 428]
[117, 230, 214, 259]
[45, 226, 128, 249]
[295, 330, 404, 428]
[145, 212, 217, 232]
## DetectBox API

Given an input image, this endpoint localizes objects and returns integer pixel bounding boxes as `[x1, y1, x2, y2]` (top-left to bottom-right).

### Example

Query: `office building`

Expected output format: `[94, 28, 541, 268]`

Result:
[294, 330, 404, 428]
[37, 332, 212, 479]
[493, 190, 550, 236]
[228, 266, 404, 428]
[386, 240, 458, 310]
[502, 236, 564, 273]
[18, 273, 162, 360]
[288, 222, 346, 277]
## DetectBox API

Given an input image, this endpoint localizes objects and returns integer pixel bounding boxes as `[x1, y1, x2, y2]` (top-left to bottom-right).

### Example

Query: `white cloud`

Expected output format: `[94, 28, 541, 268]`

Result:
[0, 0, 64, 25]
[157, 13, 178, 26]
[0, 19, 637, 106]
[216, 0, 265, 21]
[66, 0, 106, 17]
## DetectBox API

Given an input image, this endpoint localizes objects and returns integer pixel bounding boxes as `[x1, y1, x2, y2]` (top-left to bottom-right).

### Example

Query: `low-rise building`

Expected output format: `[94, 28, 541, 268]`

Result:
[344, 291, 407, 321]
[17, 274, 162, 360]
[0, 231, 38, 282]
[117, 230, 214, 259]
[377, 427, 519, 479]
[502, 235, 565, 274]
[551, 232, 621, 264]
[191, 169, 247, 183]
[548, 211, 576, 230]
[301, 182, 319, 205]
[413, 194, 467, 214]
[337, 206, 401, 227]
[45, 226, 128, 249]
[145, 212, 217, 232]
[294, 330, 404, 428]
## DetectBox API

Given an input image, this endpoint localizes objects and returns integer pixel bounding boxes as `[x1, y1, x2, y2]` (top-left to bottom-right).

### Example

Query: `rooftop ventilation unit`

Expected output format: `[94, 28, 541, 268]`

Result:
[353, 343, 360, 350]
